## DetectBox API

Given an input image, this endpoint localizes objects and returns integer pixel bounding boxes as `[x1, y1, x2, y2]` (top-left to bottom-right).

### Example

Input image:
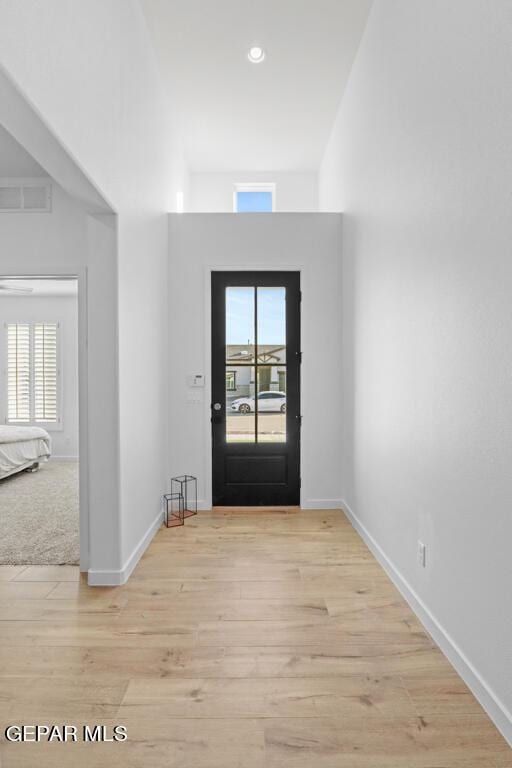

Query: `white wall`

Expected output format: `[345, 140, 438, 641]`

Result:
[319, 0, 512, 742]
[0, 181, 120, 572]
[0, 0, 189, 582]
[168, 213, 342, 510]
[189, 172, 318, 212]
[0, 294, 78, 458]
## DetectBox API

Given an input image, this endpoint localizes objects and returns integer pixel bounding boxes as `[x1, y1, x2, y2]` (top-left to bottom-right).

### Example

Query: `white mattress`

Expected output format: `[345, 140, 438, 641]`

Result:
[0, 427, 51, 480]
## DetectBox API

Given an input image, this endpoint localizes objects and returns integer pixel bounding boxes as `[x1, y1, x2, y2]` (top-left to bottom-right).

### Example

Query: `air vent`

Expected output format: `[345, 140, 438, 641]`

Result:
[0, 179, 52, 213]
[23, 185, 50, 210]
[0, 186, 22, 210]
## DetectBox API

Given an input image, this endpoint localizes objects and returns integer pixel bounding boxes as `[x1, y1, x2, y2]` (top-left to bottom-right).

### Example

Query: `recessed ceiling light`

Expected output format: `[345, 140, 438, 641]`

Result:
[248, 46, 265, 64]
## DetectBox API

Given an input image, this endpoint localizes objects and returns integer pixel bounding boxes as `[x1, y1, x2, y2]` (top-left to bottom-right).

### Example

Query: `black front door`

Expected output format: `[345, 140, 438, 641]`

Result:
[211, 271, 301, 506]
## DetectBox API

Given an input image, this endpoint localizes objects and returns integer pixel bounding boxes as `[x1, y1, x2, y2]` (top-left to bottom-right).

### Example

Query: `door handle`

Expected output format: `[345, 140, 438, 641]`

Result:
[211, 402, 223, 425]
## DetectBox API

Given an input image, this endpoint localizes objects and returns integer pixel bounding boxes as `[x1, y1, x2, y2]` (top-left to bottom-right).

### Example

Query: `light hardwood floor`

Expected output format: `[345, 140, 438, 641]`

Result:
[0, 508, 510, 766]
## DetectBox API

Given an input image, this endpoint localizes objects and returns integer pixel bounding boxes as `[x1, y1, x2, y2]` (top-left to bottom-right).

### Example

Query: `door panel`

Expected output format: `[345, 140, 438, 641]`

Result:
[212, 271, 300, 506]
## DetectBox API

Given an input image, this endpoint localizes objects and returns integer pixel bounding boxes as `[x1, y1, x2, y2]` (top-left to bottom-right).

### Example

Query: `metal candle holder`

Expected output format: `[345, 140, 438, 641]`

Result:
[163, 492, 184, 528]
[171, 475, 198, 518]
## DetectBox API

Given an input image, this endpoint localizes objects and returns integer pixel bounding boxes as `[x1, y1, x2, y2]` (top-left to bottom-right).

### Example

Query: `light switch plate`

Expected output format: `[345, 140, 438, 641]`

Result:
[187, 374, 205, 388]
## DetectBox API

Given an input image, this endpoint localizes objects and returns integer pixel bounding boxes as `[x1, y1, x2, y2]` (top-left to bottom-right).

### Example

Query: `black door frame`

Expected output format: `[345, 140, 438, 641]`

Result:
[211, 270, 301, 506]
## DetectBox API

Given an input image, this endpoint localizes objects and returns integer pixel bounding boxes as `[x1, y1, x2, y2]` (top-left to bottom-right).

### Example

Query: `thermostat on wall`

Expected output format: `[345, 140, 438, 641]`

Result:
[187, 374, 205, 388]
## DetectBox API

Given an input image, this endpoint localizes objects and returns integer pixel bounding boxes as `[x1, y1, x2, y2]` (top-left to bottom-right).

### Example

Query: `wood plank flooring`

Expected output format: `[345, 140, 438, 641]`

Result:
[0, 508, 510, 767]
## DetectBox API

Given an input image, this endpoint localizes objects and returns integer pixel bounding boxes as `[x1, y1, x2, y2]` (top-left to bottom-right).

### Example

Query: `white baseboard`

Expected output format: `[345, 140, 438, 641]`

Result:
[52, 455, 79, 462]
[342, 499, 512, 747]
[302, 498, 343, 510]
[88, 508, 164, 587]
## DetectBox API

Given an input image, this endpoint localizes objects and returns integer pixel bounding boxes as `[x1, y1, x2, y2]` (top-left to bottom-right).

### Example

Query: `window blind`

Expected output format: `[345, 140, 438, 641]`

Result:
[6, 322, 59, 424]
[34, 323, 58, 422]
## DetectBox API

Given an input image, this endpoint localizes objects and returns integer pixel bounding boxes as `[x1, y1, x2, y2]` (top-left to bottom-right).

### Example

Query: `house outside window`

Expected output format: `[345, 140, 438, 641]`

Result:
[226, 370, 237, 391]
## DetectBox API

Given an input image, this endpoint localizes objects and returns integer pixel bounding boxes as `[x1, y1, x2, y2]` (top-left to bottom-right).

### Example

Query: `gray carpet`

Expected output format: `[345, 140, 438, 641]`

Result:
[0, 460, 79, 565]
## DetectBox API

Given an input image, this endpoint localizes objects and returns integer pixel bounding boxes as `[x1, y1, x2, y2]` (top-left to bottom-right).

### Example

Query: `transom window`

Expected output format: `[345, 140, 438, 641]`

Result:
[234, 183, 275, 213]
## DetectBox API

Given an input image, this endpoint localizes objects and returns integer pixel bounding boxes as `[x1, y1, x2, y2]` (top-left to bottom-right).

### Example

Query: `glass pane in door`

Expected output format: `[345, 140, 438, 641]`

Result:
[226, 287, 255, 363]
[257, 287, 286, 363]
[257, 366, 287, 443]
[226, 365, 255, 443]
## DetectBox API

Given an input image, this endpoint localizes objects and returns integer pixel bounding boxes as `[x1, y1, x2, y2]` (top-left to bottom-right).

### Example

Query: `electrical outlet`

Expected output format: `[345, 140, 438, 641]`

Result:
[417, 540, 426, 568]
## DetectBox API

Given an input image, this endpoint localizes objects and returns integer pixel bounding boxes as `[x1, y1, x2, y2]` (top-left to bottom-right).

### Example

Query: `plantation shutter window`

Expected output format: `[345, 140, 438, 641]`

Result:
[5, 322, 60, 425]
[7, 324, 31, 422]
[34, 323, 58, 422]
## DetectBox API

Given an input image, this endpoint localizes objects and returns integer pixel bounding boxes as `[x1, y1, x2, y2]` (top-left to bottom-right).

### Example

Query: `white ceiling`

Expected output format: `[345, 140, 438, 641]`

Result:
[141, 0, 373, 172]
[0, 124, 47, 177]
[0, 279, 78, 297]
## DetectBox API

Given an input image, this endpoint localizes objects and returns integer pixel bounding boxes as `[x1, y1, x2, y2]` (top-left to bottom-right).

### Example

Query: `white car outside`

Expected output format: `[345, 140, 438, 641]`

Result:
[230, 391, 286, 413]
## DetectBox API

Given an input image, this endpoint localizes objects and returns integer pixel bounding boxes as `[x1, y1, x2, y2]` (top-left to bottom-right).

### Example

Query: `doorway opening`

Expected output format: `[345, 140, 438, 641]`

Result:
[0, 277, 80, 566]
[211, 271, 301, 506]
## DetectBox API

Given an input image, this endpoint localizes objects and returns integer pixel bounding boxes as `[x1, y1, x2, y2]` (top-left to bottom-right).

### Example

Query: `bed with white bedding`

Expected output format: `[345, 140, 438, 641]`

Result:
[0, 426, 51, 480]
